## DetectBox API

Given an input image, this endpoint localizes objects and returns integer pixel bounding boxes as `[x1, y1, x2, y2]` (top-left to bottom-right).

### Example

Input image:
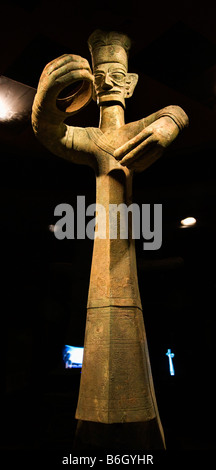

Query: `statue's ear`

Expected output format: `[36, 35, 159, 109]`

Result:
[124, 73, 139, 98]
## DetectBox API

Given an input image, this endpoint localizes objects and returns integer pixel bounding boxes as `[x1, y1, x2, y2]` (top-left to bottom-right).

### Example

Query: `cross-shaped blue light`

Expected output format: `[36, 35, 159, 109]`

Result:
[166, 348, 175, 376]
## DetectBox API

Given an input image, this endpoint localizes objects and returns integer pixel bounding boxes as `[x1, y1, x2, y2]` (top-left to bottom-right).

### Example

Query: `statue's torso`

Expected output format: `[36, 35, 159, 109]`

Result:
[72, 117, 145, 175]
[73, 120, 145, 311]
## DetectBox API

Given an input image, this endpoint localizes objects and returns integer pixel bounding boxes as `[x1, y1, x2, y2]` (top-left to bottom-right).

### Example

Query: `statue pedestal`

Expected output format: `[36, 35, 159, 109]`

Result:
[73, 419, 166, 451]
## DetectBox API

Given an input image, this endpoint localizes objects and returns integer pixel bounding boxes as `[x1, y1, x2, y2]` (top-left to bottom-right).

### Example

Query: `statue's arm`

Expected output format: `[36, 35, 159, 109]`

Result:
[31, 54, 94, 166]
[114, 105, 189, 172]
[141, 105, 189, 132]
[32, 94, 74, 159]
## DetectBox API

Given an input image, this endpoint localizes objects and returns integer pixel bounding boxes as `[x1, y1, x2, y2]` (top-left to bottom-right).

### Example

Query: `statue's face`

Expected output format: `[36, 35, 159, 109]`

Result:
[93, 62, 128, 107]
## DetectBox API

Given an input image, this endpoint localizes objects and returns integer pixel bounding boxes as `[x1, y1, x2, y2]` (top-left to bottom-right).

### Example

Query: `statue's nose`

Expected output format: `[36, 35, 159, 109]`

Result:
[101, 74, 113, 89]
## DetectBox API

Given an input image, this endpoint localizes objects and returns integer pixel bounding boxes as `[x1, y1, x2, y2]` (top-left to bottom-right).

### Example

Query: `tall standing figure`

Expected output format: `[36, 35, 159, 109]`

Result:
[32, 30, 188, 450]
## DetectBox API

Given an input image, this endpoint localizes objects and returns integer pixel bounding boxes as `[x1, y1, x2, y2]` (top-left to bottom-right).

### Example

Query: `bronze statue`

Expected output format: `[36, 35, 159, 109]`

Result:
[32, 30, 188, 450]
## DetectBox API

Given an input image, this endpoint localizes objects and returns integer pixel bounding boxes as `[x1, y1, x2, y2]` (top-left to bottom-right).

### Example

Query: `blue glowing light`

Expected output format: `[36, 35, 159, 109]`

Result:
[63, 345, 84, 368]
[166, 349, 175, 376]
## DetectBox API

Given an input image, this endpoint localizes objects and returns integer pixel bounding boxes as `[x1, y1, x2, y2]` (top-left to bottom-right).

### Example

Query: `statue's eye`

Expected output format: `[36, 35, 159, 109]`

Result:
[94, 73, 104, 82]
[110, 73, 125, 82]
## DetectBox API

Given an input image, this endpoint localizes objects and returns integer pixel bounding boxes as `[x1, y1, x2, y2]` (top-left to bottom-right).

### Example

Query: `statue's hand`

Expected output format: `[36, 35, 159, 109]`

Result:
[114, 116, 180, 172]
[35, 54, 94, 114]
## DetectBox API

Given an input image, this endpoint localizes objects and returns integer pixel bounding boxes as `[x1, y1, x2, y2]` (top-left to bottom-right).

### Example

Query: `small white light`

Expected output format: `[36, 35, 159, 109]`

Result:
[180, 217, 196, 227]
[48, 223, 61, 233]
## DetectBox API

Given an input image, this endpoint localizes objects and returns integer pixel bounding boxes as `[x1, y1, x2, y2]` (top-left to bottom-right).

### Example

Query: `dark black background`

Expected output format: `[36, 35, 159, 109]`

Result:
[0, 0, 215, 464]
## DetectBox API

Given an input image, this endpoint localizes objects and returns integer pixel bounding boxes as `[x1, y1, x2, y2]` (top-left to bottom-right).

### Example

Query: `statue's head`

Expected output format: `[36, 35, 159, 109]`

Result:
[88, 30, 138, 108]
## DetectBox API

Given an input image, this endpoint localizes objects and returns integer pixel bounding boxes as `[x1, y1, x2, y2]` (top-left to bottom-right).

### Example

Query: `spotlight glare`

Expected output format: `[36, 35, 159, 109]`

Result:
[180, 217, 196, 227]
[0, 97, 13, 120]
[0, 99, 9, 119]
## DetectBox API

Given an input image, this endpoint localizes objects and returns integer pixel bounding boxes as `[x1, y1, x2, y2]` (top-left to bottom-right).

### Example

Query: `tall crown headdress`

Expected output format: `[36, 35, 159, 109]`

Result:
[88, 30, 131, 70]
